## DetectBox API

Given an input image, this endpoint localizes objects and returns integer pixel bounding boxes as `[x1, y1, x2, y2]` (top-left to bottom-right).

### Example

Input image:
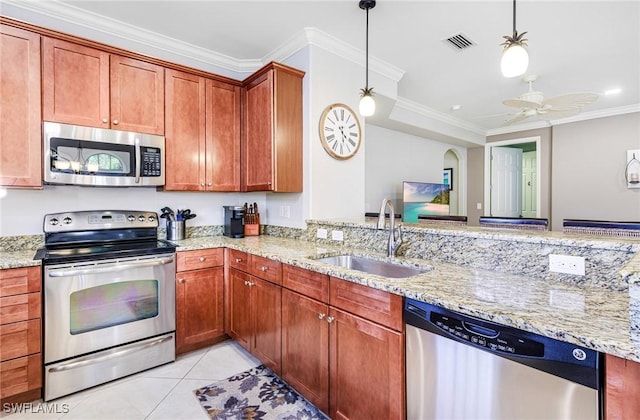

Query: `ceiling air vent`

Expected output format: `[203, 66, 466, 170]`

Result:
[443, 33, 476, 51]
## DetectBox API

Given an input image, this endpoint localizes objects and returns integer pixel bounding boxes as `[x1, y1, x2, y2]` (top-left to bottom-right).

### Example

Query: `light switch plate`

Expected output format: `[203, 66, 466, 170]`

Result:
[549, 254, 585, 276]
[331, 230, 344, 241]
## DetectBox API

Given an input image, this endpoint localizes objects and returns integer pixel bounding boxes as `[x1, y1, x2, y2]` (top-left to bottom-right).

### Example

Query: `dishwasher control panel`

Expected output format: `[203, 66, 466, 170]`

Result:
[431, 312, 544, 357]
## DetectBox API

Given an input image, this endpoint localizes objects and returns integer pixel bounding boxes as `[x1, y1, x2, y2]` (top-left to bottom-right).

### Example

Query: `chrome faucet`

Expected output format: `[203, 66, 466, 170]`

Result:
[377, 199, 403, 257]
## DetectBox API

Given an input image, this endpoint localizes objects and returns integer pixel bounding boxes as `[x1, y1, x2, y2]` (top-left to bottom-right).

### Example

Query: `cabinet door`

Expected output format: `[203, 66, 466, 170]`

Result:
[251, 277, 282, 375]
[243, 71, 274, 191]
[0, 25, 41, 188]
[605, 354, 640, 419]
[110, 55, 164, 135]
[176, 267, 224, 354]
[206, 79, 240, 191]
[42, 37, 110, 127]
[329, 308, 405, 420]
[164, 69, 206, 191]
[282, 289, 329, 413]
[227, 268, 252, 350]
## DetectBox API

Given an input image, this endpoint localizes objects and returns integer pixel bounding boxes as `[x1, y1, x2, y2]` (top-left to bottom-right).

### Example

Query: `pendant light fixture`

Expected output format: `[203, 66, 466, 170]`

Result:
[500, 0, 529, 78]
[359, 0, 376, 116]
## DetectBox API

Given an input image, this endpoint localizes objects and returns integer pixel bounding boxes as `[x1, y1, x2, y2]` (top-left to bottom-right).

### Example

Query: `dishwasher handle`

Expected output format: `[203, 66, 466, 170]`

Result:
[462, 320, 499, 339]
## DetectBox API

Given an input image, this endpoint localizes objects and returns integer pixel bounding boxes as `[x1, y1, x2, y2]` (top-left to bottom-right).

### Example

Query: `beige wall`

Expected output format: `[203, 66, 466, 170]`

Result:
[551, 112, 640, 230]
[466, 112, 640, 230]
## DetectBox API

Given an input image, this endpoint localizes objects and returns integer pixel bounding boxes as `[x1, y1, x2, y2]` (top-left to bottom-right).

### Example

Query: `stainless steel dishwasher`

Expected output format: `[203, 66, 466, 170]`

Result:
[405, 298, 602, 420]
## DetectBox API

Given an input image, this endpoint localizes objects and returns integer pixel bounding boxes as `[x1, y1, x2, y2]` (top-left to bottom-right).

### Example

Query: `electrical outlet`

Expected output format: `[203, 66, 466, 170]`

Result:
[549, 254, 586, 276]
[317, 228, 327, 239]
[331, 230, 344, 241]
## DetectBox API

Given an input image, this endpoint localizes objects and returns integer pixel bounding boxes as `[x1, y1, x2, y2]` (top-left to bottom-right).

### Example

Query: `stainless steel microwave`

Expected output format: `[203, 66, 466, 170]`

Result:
[44, 122, 165, 187]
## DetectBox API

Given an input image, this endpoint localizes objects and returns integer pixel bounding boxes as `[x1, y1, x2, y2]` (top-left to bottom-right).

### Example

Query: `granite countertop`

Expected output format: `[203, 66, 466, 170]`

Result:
[4, 234, 639, 362]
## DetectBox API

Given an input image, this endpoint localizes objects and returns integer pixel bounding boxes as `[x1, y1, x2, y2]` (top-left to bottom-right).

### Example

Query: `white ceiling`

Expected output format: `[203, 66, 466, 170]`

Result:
[5, 0, 640, 141]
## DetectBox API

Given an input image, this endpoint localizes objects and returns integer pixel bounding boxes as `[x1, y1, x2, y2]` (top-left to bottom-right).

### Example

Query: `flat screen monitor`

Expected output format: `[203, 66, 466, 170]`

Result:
[403, 181, 450, 223]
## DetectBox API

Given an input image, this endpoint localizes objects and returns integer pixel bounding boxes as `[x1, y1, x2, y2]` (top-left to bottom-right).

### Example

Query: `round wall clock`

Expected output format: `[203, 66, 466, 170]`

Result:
[318, 103, 362, 160]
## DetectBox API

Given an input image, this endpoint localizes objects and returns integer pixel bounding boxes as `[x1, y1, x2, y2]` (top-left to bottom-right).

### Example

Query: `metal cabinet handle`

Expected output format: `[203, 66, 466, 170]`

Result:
[260, 266, 268, 272]
[112, 119, 119, 125]
[48, 257, 174, 277]
[178, 278, 185, 284]
[235, 258, 243, 263]
[318, 313, 326, 320]
[102, 118, 108, 123]
[201, 183, 205, 187]
[326, 316, 335, 324]
[199, 257, 205, 262]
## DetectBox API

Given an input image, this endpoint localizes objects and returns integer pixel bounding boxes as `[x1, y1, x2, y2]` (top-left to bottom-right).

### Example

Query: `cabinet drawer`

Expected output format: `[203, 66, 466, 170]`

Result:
[250, 255, 282, 285]
[0, 319, 41, 362]
[0, 353, 42, 400]
[329, 277, 403, 331]
[283, 264, 329, 303]
[0, 293, 40, 325]
[228, 249, 250, 272]
[0, 266, 40, 297]
[177, 248, 223, 272]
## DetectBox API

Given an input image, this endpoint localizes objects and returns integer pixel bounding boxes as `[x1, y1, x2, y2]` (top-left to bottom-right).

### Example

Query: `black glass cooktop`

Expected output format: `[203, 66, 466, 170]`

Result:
[35, 239, 176, 264]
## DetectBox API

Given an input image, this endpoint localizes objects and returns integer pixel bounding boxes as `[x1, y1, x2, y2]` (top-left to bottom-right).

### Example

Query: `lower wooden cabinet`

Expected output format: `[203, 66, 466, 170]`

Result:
[227, 257, 282, 374]
[605, 353, 640, 419]
[0, 266, 42, 404]
[176, 249, 225, 354]
[281, 265, 405, 419]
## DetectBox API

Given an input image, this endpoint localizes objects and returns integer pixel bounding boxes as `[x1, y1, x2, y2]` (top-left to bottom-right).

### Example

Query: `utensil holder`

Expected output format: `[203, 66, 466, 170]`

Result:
[167, 220, 185, 241]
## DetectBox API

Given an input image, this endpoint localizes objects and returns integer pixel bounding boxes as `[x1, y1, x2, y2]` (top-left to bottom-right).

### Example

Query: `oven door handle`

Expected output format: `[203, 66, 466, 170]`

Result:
[48, 257, 174, 277]
[47, 334, 173, 373]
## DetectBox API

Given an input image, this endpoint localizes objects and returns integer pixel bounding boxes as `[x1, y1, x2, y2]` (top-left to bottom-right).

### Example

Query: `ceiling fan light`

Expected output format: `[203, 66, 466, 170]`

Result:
[359, 92, 376, 117]
[501, 43, 529, 78]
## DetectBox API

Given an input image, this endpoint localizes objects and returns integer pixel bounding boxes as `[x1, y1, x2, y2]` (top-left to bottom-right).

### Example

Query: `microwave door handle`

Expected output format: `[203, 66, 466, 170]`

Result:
[134, 137, 141, 183]
[48, 257, 175, 277]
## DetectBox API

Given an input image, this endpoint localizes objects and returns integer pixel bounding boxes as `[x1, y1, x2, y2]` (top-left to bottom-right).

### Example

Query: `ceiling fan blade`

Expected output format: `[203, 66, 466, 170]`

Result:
[502, 98, 542, 110]
[501, 112, 530, 126]
[543, 92, 599, 109]
[537, 107, 582, 119]
[473, 112, 511, 120]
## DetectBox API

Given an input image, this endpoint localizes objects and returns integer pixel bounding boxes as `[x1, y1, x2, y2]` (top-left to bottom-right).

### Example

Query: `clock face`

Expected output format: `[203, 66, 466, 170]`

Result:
[319, 103, 362, 160]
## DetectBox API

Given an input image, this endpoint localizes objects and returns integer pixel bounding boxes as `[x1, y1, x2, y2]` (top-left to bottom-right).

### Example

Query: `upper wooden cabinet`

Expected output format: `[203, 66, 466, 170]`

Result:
[242, 62, 304, 192]
[164, 69, 241, 191]
[0, 25, 42, 188]
[42, 37, 165, 135]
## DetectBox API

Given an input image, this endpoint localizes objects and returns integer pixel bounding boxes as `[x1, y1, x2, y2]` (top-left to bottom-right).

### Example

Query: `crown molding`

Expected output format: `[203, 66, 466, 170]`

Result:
[395, 98, 488, 137]
[2, 0, 262, 73]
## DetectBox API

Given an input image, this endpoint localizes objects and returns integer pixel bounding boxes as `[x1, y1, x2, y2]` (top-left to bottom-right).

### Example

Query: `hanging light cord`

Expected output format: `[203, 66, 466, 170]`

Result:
[512, 0, 517, 38]
[365, 5, 369, 89]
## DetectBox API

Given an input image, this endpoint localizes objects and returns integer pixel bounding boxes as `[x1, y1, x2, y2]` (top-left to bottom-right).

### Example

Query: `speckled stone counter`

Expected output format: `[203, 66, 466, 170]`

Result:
[3, 223, 640, 363]
[172, 233, 640, 363]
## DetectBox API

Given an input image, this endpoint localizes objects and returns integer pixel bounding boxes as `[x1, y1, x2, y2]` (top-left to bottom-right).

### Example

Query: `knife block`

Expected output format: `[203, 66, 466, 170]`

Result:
[244, 212, 260, 236]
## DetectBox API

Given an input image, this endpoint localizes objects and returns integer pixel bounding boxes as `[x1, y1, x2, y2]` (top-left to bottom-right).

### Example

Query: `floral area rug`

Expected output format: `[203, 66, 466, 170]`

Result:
[194, 364, 328, 420]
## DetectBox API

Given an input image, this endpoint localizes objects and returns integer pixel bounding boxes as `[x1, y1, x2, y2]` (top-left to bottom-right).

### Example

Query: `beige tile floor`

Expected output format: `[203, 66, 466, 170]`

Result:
[1, 340, 261, 420]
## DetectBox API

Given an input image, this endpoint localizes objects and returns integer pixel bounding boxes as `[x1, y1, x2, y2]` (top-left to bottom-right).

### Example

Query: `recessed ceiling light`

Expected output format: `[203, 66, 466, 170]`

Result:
[604, 88, 622, 95]
[451, 105, 462, 111]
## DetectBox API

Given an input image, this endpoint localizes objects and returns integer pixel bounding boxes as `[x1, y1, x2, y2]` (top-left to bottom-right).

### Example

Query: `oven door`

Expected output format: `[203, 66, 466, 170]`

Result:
[44, 253, 176, 364]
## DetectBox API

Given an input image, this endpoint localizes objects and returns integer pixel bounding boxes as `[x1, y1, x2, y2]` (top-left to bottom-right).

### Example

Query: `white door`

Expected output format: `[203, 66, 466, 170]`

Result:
[521, 151, 537, 218]
[490, 147, 522, 217]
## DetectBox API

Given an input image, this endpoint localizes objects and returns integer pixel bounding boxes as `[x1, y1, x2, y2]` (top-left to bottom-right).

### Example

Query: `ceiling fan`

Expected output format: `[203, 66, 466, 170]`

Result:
[500, 75, 599, 125]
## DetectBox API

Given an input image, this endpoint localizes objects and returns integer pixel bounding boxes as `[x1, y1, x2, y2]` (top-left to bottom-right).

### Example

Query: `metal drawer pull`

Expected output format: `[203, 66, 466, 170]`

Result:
[199, 257, 205, 262]
[48, 257, 174, 277]
[260, 266, 268, 272]
[48, 335, 173, 373]
[178, 278, 185, 284]
[318, 313, 326, 320]
[327, 316, 335, 324]
[235, 258, 243, 263]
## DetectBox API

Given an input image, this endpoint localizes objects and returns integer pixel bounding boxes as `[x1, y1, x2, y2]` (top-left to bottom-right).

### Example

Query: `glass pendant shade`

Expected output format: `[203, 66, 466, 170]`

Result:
[501, 43, 529, 78]
[359, 93, 375, 117]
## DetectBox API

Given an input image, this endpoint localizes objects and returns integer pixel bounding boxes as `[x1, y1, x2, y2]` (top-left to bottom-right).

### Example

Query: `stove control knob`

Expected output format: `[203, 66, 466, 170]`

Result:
[63, 217, 72, 224]
[138, 215, 145, 222]
[128, 215, 136, 222]
[148, 215, 156, 223]
[49, 218, 59, 226]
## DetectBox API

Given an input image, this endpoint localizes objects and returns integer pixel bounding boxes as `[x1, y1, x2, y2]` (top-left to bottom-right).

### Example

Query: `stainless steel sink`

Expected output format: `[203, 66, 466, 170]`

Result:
[313, 254, 431, 278]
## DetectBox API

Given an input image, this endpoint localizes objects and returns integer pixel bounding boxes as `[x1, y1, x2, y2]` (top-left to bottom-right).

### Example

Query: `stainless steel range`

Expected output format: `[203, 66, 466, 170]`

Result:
[35, 210, 176, 401]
